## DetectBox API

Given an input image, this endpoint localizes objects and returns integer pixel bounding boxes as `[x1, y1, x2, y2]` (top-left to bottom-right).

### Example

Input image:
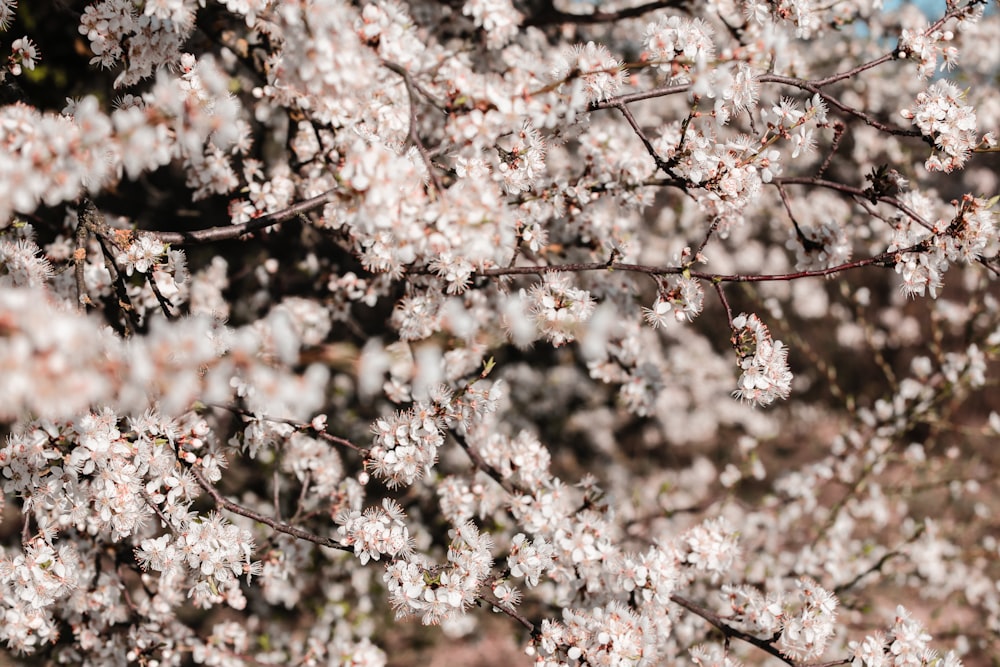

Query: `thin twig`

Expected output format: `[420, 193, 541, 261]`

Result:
[615, 102, 675, 177]
[759, 74, 921, 137]
[524, 0, 684, 26]
[145, 272, 176, 320]
[382, 60, 444, 194]
[146, 189, 339, 246]
[670, 593, 796, 666]
[190, 465, 351, 552]
[714, 281, 733, 325]
[590, 83, 691, 110]
[475, 241, 924, 284]
[451, 430, 530, 498]
[816, 121, 844, 179]
[476, 586, 536, 634]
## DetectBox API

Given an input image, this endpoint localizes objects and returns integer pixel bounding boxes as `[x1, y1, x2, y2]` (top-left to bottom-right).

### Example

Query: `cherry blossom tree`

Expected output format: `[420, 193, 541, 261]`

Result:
[1, 0, 998, 665]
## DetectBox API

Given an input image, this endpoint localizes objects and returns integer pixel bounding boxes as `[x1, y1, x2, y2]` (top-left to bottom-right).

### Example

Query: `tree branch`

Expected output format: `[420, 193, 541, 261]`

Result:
[670, 593, 797, 666]
[146, 189, 340, 246]
[190, 465, 352, 553]
[523, 0, 685, 27]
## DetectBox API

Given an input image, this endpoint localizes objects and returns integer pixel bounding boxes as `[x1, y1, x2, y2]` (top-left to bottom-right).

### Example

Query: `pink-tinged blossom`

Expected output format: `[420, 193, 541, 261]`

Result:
[533, 602, 661, 667]
[643, 16, 715, 73]
[8, 36, 39, 76]
[116, 235, 165, 276]
[690, 643, 743, 667]
[367, 402, 444, 488]
[0, 539, 79, 610]
[0, 237, 53, 288]
[788, 219, 853, 272]
[722, 584, 785, 637]
[682, 517, 740, 577]
[550, 41, 625, 104]
[643, 275, 705, 327]
[462, 0, 522, 50]
[900, 81, 978, 173]
[850, 606, 951, 667]
[393, 291, 443, 340]
[496, 122, 546, 194]
[142, 0, 194, 26]
[0, 102, 112, 221]
[701, 62, 760, 118]
[899, 24, 958, 78]
[491, 581, 521, 607]
[135, 511, 259, 610]
[507, 533, 554, 587]
[850, 631, 889, 667]
[730, 313, 793, 407]
[936, 195, 997, 264]
[429, 252, 475, 294]
[383, 523, 492, 626]
[79, 0, 136, 70]
[777, 578, 838, 661]
[477, 430, 552, 488]
[336, 499, 414, 565]
[522, 274, 596, 347]
[0, 0, 15, 30]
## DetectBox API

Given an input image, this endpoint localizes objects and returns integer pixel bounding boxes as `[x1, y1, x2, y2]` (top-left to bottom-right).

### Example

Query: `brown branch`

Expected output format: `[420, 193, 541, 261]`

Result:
[206, 403, 368, 453]
[589, 83, 691, 110]
[524, 0, 684, 27]
[832, 549, 904, 597]
[74, 202, 97, 311]
[714, 281, 733, 325]
[670, 593, 797, 666]
[78, 202, 140, 337]
[451, 430, 531, 498]
[190, 465, 351, 553]
[474, 241, 927, 283]
[614, 102, 676, 176]
[759, 74, 921, 137]
[381, 60, 444, 194]
[476, 585, 536, 634]
[146, 189, 339, 246]
[798, 2, 978, 88]
[815, 121, 844, 179]
[145, 271, 177, 320]
[773, 176, 934, 230]
[806, 54, 896, 88]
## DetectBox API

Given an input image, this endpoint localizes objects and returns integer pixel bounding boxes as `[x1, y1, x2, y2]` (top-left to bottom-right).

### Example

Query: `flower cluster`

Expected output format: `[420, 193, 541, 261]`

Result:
[0, 539, 79, 653]
[367, 402, 445, 488]
[116, 234, 165, 276]
[643, 15, 715, 73]
[899, 23, 959, 78]
[849, 606, 963, 667]
[521, 275, 597, 347]
[730, 313, 793, 407]
[383, 521, 493, 624]
[550, 41, 625, 105]
[680, 517, 740, 578]
[652, 125, 775, 229]
[788, 219, 852, 272]
[531, 602, 659, 667]
[1, 0, 998, 664]
[135, 511, 260, 609]
[642, 275, 705, 327]
[336, 499, 414, 565]
[507, 533, 555, 588]
[900, 81, 978, 173]
[7, 36, 38, 76]
[776, 578, 839, 661]
[462, 0, 522, 50]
